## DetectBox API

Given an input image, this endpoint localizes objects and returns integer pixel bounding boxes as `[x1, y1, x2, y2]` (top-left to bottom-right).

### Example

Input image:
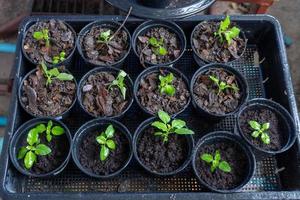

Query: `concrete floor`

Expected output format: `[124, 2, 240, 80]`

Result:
[0, 0, 299, 138]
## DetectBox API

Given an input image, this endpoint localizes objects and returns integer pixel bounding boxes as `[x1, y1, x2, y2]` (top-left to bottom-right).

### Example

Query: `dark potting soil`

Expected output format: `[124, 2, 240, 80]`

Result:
[20, 67, 76, 117]
[23, 20, 75, 65]
[137, 71, 189, 115]
[137, 127, 188, 173]
[193, 68, 242, 115]
[195, 141, 249, 190]
[79, 130, 129, 175]
[81, 71, 130, 117]
[192, 21, 246, 63]
[137, 27, 181, 65]
[19, 130, 69, 174]
[81, 26, 129, 65]
[239, 106, 287, 151]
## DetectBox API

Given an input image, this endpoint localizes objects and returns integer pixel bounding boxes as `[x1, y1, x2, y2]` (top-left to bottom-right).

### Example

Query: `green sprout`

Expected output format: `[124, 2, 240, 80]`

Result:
[215, 15, 240, 45]
[248, 120, 270, 144]
[209, 75, 239, 95]
[201, 150, 231, 173]
[108, 70, 127, 100]
[45, 120, 65, 142]
[148, 37, 168, 56]
[17, 124, 51, 169]
[158, 73, 176, 96]
[52, 51, 66, 64]
[40, 62, 74, 86]
[33, 29, 50, 47]
[151, 110, 194, 143]
[97, 30, 112, 43]
[96, 125, 116, 161]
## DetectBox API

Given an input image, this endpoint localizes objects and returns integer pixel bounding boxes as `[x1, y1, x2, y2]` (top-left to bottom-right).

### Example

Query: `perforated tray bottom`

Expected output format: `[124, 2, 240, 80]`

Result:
[21, 46, 280, 193]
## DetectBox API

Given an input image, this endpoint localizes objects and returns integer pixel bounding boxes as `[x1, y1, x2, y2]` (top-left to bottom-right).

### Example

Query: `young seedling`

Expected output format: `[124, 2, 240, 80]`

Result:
[33, 29, 50, 47]
[148, 37, 168, 56]
[40, 62, 74, 86]
[52, 51, 66, 64]
[248, 120, 270, 144]
[209, 75, 239, 95]
[45, 120, 65, 142]
[215, 15, 240, 45]
[17, 124, 51, 169]
[201, 150, 231, 173]
[97, 30, 112, 43]
[158, 73, 176, 96]
[151, 110, 194, 143]
[96, 124, 116, 161]
[108, 70, 127, 100]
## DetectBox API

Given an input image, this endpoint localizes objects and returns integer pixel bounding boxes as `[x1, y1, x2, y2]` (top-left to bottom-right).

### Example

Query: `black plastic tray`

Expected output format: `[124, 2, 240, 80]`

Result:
[1, 15, 300, 200]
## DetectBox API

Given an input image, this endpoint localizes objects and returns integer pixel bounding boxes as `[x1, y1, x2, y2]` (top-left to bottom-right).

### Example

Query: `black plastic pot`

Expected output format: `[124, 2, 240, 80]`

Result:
[9, 117, 72, 177]
[192, 131, 256, 193]
[77, 66, 134, 118]
[138, 0, 172, 8]
[77, 20, 131, 68]
[132, 20, 186, 68]
[133, 117, 194, 176]
[134, 65, 191, 117]
[18, 68, 77, 120]
[22, 20, 76, 68]
[191, 21, 247, 66]
[236, 98, 296, 158]
[72, 118, 133, 178]
[190, 63, 249, 119]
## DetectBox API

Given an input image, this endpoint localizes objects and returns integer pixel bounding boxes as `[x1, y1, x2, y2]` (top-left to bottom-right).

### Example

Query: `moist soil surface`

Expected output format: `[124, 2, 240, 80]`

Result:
[81, 25, 129, 66]
[20, 67, 76, 117]
[193, 68, 242, 115]
[23, 20, 75, 65]
[79, 129, 129, 175]
[192, 21, 246, 63]
[81, 71, 130, 117]
[195, 141, 249, 190]
[137, 70, 189, 115]
[239, 106, 287, 151]
[137, 27, 181, 65]
[137, 127, 188, 173]
[19, 129, 69, 174]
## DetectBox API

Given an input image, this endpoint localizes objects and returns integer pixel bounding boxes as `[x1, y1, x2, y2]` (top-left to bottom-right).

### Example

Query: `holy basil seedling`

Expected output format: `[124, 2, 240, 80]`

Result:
[148, 37, 168, 56]
[108, 70, 127, 100]
[209, 75, 239, 95]
[17, 125, 51, 169]
[158, 73, 176, 96]
[248, 120, 270, 144]
[201, 150, 231, 173]
[215, 15, 240, 45]
[40, 61, 74, 86]
[33, 29, 50, 47]
[151, 110, 194, 143]
[45, 120, 65, 142]
[97, 30, 112, 43]
[96, 125, 116, 161]
[52, 51, 66, 64]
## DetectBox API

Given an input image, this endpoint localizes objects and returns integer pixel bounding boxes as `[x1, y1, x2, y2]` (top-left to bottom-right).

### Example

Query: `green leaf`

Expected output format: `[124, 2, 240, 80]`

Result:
[224, 26, 240, 44]
[219, 161, 231, 173]
[24, 151, 37, 169]
[158, 110, 170, 124]
[105, 125, 115, 138]
[56, 73, 74, 81]
[36, 124, 46, 133]
[148, 37, 158, 47]
[251, 131, 260, 138]
[52, 57, 59, 64]
[17, 147, 28, 159]
[162, 85, 175, 96]
[220, 15, 231, 32]
[100, 145, 110, 161]
[33, 31, 44, 40]
[151, 121, 168, 132]
[261, 132, 270, 144]
[249, 120, 261, 130]
[41, 61, 48, 75]
[47, 120, 53, 135]
[35, 144, 51, 156]
[27, 128, 39, 146]
[96, 135, 107, 145]
[46, 134, 52, 142]
[165, 73, 174, 83]
[171, 119, 186, 129]
[209, 76, 219, 84]
[158, 46, 167, 56]
[106, 140, 116, 150]
[51, 126, 65, 136]
[48, 68, 60, 76]
[118, 70, 127, 78]
[120, 86, 127, 100]
[174, 128, 194, 135]
[99, 30, 111, 42]
[60, 51, 66, 58]
[154, 132, 163, 136]
[214, 150, 221, 161]
[262, 122, 270, 130]
[201, 153, 213, 163]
